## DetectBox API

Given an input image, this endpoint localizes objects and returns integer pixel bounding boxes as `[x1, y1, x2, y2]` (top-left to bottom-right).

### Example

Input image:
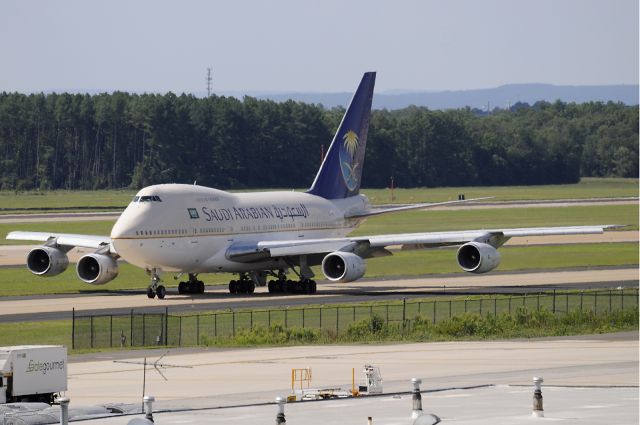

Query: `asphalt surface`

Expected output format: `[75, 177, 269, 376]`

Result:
[57, 332, 640, 424]
[0, 266, 637, 323]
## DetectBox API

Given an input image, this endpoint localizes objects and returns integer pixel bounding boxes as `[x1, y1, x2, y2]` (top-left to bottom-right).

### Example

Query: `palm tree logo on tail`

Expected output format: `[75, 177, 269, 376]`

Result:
[340, 130, 360, 191]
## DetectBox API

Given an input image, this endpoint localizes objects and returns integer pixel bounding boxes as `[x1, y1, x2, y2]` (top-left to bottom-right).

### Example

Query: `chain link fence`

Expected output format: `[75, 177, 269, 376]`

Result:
[72, 288, 639, 350]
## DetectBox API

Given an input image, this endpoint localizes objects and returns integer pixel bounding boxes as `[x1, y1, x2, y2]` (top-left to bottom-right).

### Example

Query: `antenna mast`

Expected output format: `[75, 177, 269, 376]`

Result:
[206, 67, 213, 97]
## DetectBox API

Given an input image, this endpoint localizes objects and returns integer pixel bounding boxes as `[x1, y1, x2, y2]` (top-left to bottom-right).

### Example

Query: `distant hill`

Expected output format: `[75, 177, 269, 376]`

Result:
[221, 83, 639, 110]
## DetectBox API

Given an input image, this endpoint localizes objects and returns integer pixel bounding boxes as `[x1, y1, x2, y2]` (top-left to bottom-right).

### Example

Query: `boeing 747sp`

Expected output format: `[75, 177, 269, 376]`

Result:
[7, 72, 619, 299]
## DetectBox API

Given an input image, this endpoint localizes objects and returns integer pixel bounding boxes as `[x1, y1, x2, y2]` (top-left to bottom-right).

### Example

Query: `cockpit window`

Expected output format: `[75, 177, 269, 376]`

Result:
[132, 196, 140, 202]
[138, 196, 162, 202]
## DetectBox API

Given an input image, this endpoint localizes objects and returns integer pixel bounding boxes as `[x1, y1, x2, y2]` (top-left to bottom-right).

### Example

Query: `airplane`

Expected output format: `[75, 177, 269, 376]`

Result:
[7, 72, 620, 299]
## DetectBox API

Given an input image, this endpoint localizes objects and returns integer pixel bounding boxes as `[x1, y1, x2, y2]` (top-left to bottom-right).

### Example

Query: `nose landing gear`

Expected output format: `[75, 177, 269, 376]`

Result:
[146, 269, 166, 299]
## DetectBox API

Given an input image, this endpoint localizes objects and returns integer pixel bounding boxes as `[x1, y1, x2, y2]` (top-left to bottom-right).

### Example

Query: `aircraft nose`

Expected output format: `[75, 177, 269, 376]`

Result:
[110, 209, 137, 239]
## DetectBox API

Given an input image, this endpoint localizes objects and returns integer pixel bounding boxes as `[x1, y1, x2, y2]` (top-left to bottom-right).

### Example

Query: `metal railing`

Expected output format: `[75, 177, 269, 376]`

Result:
[71, 288, 639, 350]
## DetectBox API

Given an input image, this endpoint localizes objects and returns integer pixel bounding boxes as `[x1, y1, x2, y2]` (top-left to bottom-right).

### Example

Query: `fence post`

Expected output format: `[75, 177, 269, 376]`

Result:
[386, 304, 389, 324]
[353, 305, 356, 322]
[552, 289, 556, 314]
[508, 297, 511, 315]
[336, 307, 339, 334]
[319, 308, 322, 329]
[609, 290, 612, 312]
[214, 313, 217, 337]
[197, 315, 200, 345]
[250, 311, 253, 331]
[594, 292, 597, 314]
[179, 316, 182, 346]
[480, 299, 483, 316]
[142, 314, 146, 346]
[90, 315, 94, 349]
[165, 307, 169, 345]
[565, 293, 568, 315]
[130, 309, 134, 347]
[580, 292, 583, 312]
[269, 310, 272, 327]
[621, 288, 624, 310]
[285, 308, 288, 328]
[449, 300, 452, 319]
[537, 294, 540, 312]
[432, 301, 436, 325]
[72, 308, 75, 350]
[402, 298, 406, 323]
[302, 308, 305, 328]
[494, 298, 497, 316]
[110, 315, 113, 348]
[232, 311, 236, 337]
[464, 299, 467, 313]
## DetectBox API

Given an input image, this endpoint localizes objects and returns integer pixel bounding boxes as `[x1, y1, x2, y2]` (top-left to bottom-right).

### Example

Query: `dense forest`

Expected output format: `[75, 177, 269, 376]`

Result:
[0, 92, 637, 191]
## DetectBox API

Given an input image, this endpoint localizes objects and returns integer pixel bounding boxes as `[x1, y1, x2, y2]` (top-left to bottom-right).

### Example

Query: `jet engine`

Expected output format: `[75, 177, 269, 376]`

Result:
[76, 253, 119, 285]
[321, 251, 366, 283]
[26, 246, 69, 276]
[456, 242, 501, 273]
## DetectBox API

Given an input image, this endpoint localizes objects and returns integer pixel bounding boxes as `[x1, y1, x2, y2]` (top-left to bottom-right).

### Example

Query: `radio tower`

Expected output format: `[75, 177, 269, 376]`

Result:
[206, 67, 213, 97]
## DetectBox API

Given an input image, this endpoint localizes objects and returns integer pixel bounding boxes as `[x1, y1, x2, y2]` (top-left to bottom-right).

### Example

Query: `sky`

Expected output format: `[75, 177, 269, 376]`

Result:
[0, 0, 638, 93]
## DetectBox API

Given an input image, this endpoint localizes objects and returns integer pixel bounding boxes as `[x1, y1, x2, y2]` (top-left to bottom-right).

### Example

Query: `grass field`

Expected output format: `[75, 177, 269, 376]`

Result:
[361, 177, 639, 204]
[0, 242, 636, 297]
[1, 178, 637, 213]
[2, 204, 637, 246]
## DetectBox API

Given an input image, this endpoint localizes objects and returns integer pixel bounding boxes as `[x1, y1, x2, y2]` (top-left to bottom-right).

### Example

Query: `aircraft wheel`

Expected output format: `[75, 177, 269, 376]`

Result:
[268, 281, 275, 293]
[198, 280, 205, 294]
[156, 285, 166, 299]
[229, 280, 238, 294]
[248, 281, 255, 294]
[178, 282, 186, 294]
[310, 280, 317, 294]
[146, 287, 156, 299]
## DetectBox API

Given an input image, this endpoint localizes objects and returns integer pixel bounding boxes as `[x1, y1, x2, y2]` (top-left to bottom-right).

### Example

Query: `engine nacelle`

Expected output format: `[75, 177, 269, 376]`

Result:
[26, 246, 69, 276]
[321, 251, 366, 283]
[457, 242, 501, 274]
[76, 254, 119, 285]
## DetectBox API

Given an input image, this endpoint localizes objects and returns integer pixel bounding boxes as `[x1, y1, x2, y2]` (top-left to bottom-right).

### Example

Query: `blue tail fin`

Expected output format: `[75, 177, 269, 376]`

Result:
[308, 72, 376, 199]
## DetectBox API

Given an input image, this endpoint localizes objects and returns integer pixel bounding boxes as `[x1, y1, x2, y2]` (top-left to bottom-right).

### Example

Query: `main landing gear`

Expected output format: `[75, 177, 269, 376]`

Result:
[178, 273, 205, 295]
[267, 270, 317, 294]
[228, 273, 255, 294]
[146, 269, 166, 299]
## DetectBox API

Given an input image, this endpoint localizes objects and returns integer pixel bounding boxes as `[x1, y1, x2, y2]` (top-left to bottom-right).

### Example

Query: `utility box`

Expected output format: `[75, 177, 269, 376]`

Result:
[0, 345, 67, 404]
[358, 364, 383, 395]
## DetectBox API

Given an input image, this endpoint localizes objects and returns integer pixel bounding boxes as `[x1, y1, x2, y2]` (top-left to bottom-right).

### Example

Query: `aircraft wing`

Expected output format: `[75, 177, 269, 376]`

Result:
[345, 197, 492, 218]
[228, 225, 621, 262]
[6, 231, 114, 253]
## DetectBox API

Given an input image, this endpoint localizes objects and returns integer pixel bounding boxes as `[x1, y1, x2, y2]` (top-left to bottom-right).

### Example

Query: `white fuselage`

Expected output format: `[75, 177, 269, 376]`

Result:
[110, 184, 369, 273]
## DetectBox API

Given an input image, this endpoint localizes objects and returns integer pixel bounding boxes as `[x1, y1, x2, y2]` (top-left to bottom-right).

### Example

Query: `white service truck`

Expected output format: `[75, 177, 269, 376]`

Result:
[0, 345, 67, 404]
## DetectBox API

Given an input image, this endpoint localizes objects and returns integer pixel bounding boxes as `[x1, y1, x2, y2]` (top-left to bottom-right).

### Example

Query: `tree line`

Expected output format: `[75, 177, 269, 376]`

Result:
[0, 92, 636, 191]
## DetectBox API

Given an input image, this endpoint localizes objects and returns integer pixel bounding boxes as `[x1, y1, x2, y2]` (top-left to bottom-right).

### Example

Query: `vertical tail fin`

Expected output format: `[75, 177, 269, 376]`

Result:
[308, 72, 376, 199]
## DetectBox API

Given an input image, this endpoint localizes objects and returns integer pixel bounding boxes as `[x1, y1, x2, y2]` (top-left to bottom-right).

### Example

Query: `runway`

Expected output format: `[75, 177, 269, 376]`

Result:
[0, 266, 636, 322]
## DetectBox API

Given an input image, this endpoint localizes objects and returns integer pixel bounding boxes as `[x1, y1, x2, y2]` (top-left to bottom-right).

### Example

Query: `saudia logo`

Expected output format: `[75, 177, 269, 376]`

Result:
[340, 130, 360, 191]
